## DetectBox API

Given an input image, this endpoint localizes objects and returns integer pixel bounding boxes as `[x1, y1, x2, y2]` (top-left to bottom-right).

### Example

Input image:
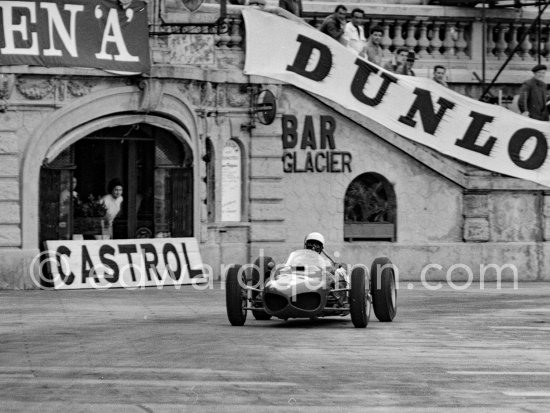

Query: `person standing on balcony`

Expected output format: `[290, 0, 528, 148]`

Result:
[518, 64, 550, 121]
[364, 25, 384, 66]
[383, 47, 415, 76]
[319, 5, 348, 46]
[344, 8, 366, 55]
[433, 65, 449, 88]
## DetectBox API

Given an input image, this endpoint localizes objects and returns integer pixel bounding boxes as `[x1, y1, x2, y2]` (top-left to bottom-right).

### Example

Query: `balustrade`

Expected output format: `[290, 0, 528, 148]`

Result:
[486, 21, 550, 62]
[150, 6, 550, 71]
[300, 15, 474, 61]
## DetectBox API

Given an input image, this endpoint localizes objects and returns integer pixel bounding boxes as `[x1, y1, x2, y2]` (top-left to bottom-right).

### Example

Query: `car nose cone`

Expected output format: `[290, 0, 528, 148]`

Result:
[263, 273, 328, 317]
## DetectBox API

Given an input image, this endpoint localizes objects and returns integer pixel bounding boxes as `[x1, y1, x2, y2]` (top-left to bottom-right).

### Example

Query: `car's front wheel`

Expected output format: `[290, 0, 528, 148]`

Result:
[225, 265, 247, 326]
[349, 266, 371, 328]
[370, 257, 397, 322]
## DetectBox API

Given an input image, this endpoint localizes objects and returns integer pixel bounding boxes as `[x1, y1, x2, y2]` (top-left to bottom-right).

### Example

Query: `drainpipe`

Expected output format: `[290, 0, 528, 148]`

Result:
[482, 0, 486, 86]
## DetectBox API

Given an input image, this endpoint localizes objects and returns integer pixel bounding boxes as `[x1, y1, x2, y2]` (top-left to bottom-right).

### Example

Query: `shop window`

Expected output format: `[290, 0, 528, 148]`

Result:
[344, 172, 396, 241]
[39, 124, 194, 244]
[221, 139, 242, 222]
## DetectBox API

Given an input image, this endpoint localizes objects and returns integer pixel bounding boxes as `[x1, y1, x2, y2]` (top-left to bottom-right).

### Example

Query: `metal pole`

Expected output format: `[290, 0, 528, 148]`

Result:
[482, 0, 486, 85]
[538, 0, 542, 64]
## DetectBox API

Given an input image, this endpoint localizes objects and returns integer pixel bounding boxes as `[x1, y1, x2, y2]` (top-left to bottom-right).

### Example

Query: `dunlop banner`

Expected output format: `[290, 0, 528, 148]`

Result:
[0, 0, 150, 74]
[242, 8, 550, 187]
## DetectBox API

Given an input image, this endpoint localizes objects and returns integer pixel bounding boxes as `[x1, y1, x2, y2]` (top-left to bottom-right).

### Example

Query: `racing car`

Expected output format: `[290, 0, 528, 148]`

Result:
[225, 247, 397, 328]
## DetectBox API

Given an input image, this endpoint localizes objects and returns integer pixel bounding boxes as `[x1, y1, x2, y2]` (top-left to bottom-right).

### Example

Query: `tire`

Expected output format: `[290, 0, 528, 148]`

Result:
[225, 265, 247, 326]
[350, 266, 370, 328]
[370, 257, 397, 322]
[251, 256, 275, 320]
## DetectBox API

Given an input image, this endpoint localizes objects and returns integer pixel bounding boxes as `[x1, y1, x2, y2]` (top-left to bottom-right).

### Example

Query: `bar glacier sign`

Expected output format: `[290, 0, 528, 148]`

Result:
[0, 0, 150, 74]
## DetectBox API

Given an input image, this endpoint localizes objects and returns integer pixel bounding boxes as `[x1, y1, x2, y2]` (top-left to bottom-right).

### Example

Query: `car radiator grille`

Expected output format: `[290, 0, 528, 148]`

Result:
[292, 292, 321, 311]
[264, 293, 288, 312]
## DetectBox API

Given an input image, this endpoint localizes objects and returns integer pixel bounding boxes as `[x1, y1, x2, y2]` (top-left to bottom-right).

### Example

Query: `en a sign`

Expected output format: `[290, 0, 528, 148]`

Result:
[44, 238, 206, 289]
[0, 0, 150, 73]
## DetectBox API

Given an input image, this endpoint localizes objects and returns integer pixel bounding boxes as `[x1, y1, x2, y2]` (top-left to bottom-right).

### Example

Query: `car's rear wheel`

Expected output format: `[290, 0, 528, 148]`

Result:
[225, 265, 247, 326]
[371, 257, 397, 322]
[251, 256, 275, 320]
[350, 266, 370, 328]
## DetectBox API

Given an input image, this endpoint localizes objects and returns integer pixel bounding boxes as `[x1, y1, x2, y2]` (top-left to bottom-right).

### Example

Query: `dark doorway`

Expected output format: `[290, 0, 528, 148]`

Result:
[39, 124, 194, 245]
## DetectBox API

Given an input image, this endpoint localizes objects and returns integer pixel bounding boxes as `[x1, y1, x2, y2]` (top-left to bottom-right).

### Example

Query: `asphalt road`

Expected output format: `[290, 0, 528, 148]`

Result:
[0, 282, 549, 412]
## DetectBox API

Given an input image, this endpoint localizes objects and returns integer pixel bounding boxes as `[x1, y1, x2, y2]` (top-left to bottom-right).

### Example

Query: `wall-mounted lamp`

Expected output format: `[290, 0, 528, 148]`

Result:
[242, 88, 277, 131]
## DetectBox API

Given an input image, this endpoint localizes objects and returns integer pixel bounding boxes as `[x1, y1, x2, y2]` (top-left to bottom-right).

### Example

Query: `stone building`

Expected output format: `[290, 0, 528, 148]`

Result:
[0, 0, 549, 289]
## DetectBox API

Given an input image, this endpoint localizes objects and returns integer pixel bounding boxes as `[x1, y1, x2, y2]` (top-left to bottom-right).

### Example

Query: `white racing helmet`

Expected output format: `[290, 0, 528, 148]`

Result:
[304, 232, 325, 253]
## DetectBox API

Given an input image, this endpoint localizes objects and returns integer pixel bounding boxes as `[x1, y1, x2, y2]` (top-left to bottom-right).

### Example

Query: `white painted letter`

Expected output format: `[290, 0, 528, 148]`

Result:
[95, 8, 139, 62]
[40, 3, 84, 57]
[0, 1, 39, 55]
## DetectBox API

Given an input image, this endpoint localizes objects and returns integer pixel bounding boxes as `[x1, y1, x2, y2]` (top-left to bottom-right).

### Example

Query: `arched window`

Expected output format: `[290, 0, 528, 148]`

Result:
[344, 172, 396, 241]
[221, 139, 242, 222]
[39, 123, 194, 242]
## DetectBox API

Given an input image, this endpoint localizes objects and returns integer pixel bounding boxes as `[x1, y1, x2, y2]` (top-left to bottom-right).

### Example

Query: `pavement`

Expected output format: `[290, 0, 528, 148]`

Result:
[0, 281, 549, 412]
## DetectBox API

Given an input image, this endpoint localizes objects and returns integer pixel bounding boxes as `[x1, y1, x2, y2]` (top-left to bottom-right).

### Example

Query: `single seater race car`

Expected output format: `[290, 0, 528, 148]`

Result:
[225, 249, 397, 328]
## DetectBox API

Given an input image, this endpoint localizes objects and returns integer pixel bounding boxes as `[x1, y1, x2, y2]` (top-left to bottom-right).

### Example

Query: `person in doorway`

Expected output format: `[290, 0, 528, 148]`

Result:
[101, 178, 124, 239]
[518, 64, 550, 121]
[433, 65, 449, 88]
[59, 176, 79, 223]
[60, 176, 79, 205]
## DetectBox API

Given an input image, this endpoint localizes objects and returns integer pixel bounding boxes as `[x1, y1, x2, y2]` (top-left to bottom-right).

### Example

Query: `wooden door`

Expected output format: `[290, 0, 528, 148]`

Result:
[39, 168, 62, 246]
[171, 168, 193, 237]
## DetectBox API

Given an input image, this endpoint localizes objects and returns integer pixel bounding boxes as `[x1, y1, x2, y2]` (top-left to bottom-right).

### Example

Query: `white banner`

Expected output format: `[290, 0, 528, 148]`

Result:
[243, 8, 550, 187]
[44, 238, 207, 289]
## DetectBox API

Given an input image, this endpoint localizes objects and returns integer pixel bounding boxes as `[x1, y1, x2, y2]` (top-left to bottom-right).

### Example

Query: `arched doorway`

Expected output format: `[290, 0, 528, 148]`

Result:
[39, 123, 194, 243]
[344, 172, 397, 241]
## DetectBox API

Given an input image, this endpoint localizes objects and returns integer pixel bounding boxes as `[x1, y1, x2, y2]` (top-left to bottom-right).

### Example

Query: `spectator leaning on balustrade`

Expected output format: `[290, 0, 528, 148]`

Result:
[518, 64, 550, 121]
[433, 65, 449, 88]
[364, 25, 384, 66]
[344, 8, 366, 55]
[319, 5, 348, 45]
[383, 47, 415, 76]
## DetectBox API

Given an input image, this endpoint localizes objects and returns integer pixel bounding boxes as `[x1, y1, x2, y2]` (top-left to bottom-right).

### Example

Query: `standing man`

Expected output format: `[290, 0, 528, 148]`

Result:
[518, 64, 549, 121]
[319, 5, 348, 46]
[344, 8, 366, 55]
[433, 65, 449, 87]
[383, 47, 415, 76]
[364, 25, 384, 66]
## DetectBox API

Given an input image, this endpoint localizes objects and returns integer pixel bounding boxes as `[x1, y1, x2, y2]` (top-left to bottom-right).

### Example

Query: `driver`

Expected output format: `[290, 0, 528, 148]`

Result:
[304, 232, 325, 253]
[304, 232, 347, 295]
